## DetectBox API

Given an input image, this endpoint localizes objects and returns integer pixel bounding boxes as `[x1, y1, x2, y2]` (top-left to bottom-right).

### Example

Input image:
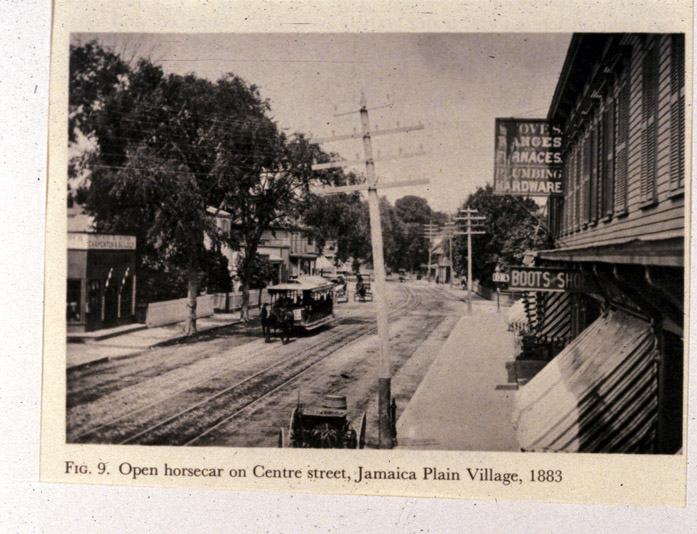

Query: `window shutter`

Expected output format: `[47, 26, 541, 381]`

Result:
[670, 34, 685, 190]
[641, 40, 659, 203]
[603, 99, 615, 216]
[561, 152, 571, 234]
[592, 118, 601, 221]
[583, 129, 592, 223]
[615, 78, 629, 213]
[574, 145, 581, 228]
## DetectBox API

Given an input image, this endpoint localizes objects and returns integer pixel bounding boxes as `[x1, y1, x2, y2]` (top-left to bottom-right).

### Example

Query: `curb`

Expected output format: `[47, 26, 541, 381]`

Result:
[67, 318, 246, 370]
[67, 324, 149, 344]
[152, 318, 245, 348]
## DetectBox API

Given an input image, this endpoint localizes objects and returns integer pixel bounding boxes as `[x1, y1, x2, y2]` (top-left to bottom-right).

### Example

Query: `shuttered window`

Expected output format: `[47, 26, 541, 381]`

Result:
[669, 34, 685, 191]
[614, 73, 630, 214]
[582, 128, 592, 224]
[569, 147, 576, 232]
[602, 98, 615, 217]
[562, 153, 571, 233]
[574, 143, 581, 229]
[590, 117, 599, 222]
[640, 38, 659, 204]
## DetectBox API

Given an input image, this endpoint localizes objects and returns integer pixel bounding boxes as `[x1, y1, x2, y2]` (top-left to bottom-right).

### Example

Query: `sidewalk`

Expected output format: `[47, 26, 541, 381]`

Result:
[396, 310, 519, 451]
[66, 312, 248, 369]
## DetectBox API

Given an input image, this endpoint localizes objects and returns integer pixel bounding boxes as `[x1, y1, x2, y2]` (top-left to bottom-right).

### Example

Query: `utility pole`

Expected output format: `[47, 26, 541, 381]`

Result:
[454, 209, 486, 314]
[443, 221, 456, 286]
[310, 93, 427, 448]
[423, 221, 439, 282]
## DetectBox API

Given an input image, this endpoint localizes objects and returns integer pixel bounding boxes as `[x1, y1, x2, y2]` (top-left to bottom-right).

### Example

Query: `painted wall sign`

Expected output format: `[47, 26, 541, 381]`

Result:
[493, 118, 563, 196]
[68, 233, 137, 250]
[508, 266, 589, 292]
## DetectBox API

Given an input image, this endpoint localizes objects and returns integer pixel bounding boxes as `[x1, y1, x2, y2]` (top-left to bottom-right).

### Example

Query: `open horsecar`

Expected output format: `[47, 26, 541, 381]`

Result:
[266, 276, 336, 331]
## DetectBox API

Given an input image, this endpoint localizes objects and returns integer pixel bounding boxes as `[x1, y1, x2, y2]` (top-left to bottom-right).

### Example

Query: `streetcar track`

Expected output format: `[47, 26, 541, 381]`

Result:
[70, 289, 411, 441]
[192, 304, 446, 447]
[184, 286, 424, 445]
[70, 284, 420, 445]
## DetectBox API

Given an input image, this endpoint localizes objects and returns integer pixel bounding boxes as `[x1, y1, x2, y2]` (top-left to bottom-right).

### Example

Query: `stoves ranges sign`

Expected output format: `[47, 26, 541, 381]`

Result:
[493, 118, 563, 197]
[509, 267, 588, 292]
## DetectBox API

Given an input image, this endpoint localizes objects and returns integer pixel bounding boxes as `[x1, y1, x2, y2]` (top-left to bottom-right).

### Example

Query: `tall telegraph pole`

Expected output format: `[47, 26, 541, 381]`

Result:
[310, 93, 427, 448]
[423, 221, 439, 282]
[454, 209, 485, 314]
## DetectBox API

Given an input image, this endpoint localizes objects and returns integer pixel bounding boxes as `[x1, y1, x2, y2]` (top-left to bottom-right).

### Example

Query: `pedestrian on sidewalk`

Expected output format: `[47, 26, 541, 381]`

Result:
[260, 303, 270, 342]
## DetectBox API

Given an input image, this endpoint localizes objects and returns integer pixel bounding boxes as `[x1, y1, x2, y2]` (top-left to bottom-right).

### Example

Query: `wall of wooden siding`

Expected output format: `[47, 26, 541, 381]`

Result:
[559, 35, 684, 251]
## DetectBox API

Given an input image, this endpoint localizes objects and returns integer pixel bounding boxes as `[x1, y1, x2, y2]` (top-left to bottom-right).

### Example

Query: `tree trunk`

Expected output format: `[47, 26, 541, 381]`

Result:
[240, 254, 254, 323]
[185, 254, 199, 335]
[240, 282, 250, 322]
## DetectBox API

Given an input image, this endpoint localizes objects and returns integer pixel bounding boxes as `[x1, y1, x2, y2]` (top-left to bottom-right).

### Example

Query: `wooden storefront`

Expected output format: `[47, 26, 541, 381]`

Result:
[67, 232, 137, 332]
[519, 33, 686, 454]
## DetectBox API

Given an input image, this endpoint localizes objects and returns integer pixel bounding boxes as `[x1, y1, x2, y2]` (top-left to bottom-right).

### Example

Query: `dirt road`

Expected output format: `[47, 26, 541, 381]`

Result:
[67, 282, 467, 448]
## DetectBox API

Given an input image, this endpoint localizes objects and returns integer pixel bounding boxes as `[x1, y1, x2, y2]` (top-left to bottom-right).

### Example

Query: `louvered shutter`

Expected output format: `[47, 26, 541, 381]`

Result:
[563, 155, 570, 233]
[670, 34, 685, 190]
[615, 78, 629, 213]
[641, 41, 659, 203]
[574, 145, 581, 229]
[603, 99, 615, 216]
[583, 129, 592, 224]
[591, 119, 600, 222]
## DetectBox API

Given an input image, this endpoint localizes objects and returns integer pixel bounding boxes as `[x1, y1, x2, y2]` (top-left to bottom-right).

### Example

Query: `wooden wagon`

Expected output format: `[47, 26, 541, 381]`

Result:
[278, 395, 366, 449]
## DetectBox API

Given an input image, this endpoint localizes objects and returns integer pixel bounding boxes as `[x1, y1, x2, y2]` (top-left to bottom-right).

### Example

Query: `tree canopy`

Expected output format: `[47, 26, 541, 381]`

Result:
[69, 40, 329, 331]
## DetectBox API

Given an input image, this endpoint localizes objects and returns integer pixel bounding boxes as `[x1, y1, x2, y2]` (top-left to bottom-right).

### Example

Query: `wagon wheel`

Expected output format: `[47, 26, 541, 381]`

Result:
[356, 412, 367, 449]
[278, 427, 286, 448]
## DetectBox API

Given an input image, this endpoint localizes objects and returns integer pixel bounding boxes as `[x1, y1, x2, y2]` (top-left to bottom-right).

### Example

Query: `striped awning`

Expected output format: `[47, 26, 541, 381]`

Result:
[521, 291, 571, 342]
[538, 292, 572, 342]
[513, 309, 658, 453]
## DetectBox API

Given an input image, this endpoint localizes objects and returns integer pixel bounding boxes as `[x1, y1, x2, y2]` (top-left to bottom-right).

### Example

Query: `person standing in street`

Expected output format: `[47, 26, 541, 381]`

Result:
[260, 303, 270, 342]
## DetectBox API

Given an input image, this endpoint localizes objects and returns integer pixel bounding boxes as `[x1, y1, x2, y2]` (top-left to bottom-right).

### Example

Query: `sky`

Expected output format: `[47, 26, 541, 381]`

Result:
[75, 33, 571, 213]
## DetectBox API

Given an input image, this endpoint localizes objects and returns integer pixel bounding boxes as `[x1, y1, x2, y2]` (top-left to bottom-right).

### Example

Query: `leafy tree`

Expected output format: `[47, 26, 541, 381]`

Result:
[454, 184, 553, 288]
[394, 195, 432, 225]
[70, 40, 326, 332]
[300, 170, 371, 268]
[235, 253, 275, 307]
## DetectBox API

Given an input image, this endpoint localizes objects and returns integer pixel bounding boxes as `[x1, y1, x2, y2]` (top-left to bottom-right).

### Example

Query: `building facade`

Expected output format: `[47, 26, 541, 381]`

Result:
[67, 206, 136, 332]
[515, 34, 686, 454]
[209, 208, 320, 286]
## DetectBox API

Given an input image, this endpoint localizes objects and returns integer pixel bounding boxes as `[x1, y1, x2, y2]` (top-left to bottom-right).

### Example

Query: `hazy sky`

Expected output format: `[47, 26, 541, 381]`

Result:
[76, 33, 571, 212]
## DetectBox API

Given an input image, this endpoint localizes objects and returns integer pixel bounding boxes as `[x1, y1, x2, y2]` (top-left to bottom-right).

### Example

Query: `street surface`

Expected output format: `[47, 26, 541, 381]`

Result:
[67, 281, 490, 448]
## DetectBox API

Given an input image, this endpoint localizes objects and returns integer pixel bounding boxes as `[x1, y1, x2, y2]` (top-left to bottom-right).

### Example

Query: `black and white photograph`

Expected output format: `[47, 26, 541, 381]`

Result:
[61, 30, 686, 457]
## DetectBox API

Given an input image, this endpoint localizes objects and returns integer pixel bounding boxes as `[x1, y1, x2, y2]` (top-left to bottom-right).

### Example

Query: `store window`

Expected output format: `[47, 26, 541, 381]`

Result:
[67, 279, 82, 322]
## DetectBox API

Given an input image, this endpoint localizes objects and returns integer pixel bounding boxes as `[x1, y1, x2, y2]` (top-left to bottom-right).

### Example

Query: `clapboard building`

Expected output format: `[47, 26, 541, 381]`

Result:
[514, 34, 686, 454]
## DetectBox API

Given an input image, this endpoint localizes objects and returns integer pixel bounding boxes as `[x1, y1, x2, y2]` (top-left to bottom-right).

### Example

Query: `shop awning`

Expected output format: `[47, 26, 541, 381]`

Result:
[513, 309, 658, 453]
[520, 291, 571, 342]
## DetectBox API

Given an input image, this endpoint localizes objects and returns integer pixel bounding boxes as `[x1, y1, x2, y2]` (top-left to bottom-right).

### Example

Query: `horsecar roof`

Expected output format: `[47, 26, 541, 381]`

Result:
[267, 276, 335, 291]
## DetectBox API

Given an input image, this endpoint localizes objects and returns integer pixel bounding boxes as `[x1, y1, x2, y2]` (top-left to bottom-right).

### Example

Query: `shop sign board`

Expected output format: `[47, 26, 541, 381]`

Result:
[492, 272, 510, 283]
[508, 266, 590, 292]
[493, 118, 563, 197]
[68, 232, 137, 250]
